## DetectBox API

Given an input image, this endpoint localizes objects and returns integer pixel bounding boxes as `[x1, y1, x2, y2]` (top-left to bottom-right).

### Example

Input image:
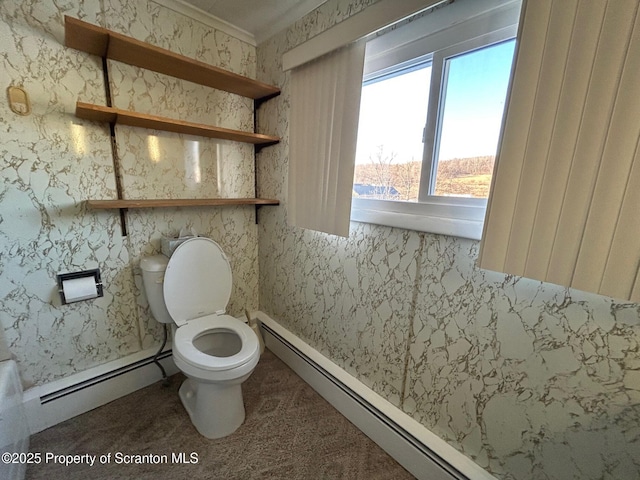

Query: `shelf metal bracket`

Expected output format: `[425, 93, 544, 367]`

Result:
[253, 95, 279, 224]
[101, 53, 127, 236]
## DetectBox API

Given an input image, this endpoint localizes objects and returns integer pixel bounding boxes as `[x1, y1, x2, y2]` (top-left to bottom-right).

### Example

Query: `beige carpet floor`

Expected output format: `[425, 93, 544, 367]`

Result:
[26, 350, 415, 479]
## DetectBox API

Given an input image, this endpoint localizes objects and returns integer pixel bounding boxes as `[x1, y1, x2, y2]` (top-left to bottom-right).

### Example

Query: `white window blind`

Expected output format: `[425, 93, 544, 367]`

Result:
[288, 41, 366, 237]
[478, 0, 640, 302]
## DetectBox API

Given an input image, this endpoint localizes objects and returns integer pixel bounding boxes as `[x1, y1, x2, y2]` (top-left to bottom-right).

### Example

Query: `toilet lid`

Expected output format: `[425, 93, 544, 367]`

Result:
[163, 237, 232, 326]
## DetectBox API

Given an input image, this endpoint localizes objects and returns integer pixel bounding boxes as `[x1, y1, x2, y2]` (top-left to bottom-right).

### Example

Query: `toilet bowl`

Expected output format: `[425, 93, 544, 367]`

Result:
[140, 237, 260, 439]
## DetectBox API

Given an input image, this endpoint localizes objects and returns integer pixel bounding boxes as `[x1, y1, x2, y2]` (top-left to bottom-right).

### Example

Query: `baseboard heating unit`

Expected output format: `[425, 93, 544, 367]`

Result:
[22, 347, 178, 434]
[256, 311, 495, 480]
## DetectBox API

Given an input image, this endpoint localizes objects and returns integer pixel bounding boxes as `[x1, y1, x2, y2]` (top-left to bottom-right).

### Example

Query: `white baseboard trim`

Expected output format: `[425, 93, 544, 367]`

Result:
[23, 346, 178, 434]
[255, 311, 495, 480]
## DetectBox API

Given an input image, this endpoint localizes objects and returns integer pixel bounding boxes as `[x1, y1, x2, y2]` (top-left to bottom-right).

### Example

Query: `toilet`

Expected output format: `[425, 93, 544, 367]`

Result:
[140, 237, 260, 439]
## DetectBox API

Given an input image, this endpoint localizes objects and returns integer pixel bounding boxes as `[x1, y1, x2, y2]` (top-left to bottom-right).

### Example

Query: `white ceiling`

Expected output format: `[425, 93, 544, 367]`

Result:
[177, 0, 329, 44]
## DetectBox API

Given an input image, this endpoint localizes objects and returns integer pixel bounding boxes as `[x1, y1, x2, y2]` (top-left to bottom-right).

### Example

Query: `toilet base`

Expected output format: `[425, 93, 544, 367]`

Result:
[179, 378, 246, 439]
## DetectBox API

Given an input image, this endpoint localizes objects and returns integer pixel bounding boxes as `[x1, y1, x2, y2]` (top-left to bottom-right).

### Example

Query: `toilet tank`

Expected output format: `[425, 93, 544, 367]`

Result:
[140, 255, 173, 324]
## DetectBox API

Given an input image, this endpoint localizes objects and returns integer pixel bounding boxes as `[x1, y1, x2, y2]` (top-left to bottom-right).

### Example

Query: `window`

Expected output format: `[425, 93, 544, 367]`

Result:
[355, 60, 431, 201]
[428, 39, 516, 199]
[351, 0, 521, 239]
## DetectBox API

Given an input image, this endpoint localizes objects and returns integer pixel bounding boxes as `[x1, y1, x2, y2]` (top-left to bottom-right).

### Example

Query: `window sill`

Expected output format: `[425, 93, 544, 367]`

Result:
[350, 197, 486, 240]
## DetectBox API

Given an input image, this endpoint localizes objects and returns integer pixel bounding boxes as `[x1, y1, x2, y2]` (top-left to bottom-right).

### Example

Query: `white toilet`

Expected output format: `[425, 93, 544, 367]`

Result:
[140, 237, 260, 439]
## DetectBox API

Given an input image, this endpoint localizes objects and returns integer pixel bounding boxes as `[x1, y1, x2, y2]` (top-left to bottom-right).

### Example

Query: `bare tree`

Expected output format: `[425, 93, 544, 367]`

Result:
[395, 159, 420, 201]
[367, 145, 397, 199]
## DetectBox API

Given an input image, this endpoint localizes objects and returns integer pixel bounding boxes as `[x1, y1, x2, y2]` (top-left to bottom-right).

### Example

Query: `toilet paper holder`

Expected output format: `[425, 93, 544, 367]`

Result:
[57, 269, 103, 305]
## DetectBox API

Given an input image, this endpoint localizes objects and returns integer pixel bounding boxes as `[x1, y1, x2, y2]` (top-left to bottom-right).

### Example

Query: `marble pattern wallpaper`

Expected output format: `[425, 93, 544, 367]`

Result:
[2, 0, 639, 478]
[255, 0, 640, 479]
[0, 0, 260, 384]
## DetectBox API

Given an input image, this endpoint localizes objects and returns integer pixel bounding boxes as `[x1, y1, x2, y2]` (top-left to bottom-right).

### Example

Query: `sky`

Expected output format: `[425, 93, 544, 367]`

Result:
[356, 66, 430, 165]
[355, 39, 516, 165]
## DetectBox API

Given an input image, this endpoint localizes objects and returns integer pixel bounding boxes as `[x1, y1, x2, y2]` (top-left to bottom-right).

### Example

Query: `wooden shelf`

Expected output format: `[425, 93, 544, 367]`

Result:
[66, 16, 281, 221]
[86, 198, 280, 209]
[65, 16, 280, 101]
[76, 102, 280, 146]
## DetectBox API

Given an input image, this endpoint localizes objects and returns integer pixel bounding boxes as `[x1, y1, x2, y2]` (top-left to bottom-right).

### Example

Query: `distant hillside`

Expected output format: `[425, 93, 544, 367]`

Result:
[354, 156, 495, 200]
[435, 156, 495, 197]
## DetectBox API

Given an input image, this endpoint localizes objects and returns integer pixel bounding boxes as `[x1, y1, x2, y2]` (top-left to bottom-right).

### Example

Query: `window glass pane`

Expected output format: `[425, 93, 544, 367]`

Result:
[353, 64, 430, 201]
[433, 39, 516, 198]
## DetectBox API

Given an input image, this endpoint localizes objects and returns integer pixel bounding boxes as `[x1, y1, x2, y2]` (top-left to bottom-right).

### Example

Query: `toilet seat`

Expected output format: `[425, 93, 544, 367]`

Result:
[173, 314, 259, 372]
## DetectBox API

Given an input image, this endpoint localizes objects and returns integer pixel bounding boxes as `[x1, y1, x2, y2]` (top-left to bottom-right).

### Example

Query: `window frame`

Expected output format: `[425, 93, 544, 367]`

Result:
[351, 1, 521, 240]
[420, 30, 517, 201]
